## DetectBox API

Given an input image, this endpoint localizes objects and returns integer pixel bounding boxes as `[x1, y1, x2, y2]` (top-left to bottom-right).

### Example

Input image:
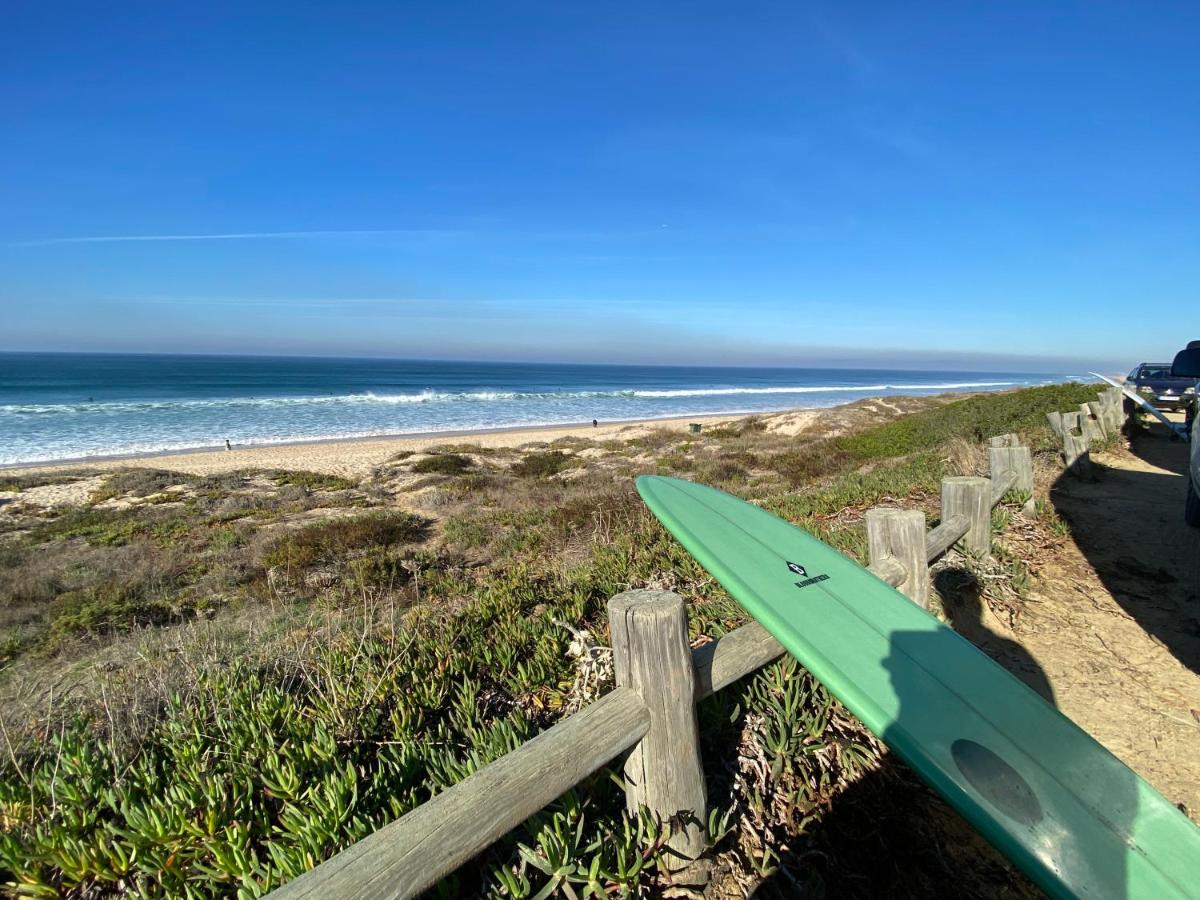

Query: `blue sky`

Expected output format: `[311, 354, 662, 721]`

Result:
[2, 2, 1196, 371]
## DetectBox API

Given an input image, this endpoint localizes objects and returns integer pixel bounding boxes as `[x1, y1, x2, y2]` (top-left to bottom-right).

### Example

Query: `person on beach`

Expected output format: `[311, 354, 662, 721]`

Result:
[592, 419, 598, 428]
[225, 439, 232, 451]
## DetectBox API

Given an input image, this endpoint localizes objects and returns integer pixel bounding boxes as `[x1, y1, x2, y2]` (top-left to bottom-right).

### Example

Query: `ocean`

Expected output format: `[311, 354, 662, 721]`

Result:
[0, 353, 1071, 466]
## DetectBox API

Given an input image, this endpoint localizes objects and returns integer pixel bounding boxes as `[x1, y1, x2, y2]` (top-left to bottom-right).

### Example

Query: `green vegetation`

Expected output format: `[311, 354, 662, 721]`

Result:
[268, 470, 358, 491]
[836, 382, 1100, 459]
[0, 471, 389, 658]
[411, 452, 474, 475]
[511, 450, 573, 478]
[261, 511, 428, 571]
[88, 468, 198, 504]
[0, 471, 91, 493]
[0, 386, 1077, 897]
[28, 506, 147, 546]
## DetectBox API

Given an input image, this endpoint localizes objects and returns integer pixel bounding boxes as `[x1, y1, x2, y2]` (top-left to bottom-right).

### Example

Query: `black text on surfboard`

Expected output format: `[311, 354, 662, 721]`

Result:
[786, 560, 829, 590]
[793, 574, 830, 589]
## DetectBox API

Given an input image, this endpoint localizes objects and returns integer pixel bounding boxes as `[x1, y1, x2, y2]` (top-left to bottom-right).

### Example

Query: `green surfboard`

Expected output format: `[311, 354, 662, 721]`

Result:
[636, 475, 1200, 899]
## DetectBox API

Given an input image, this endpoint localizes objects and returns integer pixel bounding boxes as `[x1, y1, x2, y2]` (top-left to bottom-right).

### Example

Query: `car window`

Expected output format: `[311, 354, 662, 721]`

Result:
[1140, 365, 1171, 379]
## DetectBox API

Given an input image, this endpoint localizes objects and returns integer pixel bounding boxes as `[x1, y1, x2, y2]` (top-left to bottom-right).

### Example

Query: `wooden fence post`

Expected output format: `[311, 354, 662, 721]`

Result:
[1063, 433, 1093, 479]
[608, 590, 707, 871]
[1107, 388, 1126, 433]
[941, 476, 990, 560]
[1079, 403, 1103, 444]
[1095, 392, 1114, 434]
[1046, 411, 1064, 438]
[866, 508, 929, 608]
[988, 443, 1036, 515]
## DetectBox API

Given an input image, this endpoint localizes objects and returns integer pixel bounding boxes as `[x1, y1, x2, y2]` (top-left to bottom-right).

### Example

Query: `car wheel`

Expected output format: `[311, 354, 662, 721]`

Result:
[1187, 478, 1200, 528]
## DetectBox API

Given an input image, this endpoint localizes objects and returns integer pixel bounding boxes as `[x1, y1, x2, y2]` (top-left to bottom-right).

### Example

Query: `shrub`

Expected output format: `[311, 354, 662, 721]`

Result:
[48, 579, 177, 642]
[269, 470, 358, 491]
[549, 436, 597, 451]
[344, 549, 415, 592]
[694, 459, 749, 485]
[430, 443, 496, 455]
[193, 470, 258, 497]
[208, 525, 246, 550]
[261, 511, 429, 571]
[625, 430, 678, 452]
[442, 515, 491, 549]
[27, 508, 144, 546]
[94, 468, 197, 502]
[411, 453, 474, 475]
[511, 451, 572, 478]
[0, 471, 91, 492]
[655, 452, 695, 472]
[767, 444, 856, 486]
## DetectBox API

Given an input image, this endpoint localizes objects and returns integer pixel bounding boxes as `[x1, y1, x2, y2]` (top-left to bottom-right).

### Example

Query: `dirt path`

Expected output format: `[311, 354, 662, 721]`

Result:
[1006, 422, 1200, 819]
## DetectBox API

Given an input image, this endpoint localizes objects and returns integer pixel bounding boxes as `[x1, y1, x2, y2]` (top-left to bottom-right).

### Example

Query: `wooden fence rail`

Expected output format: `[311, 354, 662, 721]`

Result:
[270, 386, 1129, 899]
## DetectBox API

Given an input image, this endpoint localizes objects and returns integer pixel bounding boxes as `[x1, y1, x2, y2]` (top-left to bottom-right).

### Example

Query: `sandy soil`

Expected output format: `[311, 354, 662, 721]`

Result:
[3, 410, 823, 479]
[963, 419, 1200, 820]
[0, 475, 109, 509]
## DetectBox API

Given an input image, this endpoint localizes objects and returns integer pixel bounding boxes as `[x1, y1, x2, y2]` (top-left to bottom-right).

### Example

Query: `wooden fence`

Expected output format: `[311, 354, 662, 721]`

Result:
[269, 385, 1129, 899]
[1046, 385, 1125, 479]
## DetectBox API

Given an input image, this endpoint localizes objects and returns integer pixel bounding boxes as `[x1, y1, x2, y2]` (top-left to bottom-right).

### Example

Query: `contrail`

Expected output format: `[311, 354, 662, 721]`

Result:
[6, 229, 458, 248]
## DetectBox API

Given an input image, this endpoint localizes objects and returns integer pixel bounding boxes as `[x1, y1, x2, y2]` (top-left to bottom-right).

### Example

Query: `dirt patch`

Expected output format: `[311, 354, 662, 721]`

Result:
[1002, 421, 1200, 819]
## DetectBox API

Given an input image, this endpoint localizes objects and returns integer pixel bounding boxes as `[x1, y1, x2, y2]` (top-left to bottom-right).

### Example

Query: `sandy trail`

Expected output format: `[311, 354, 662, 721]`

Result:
[1009, 421, 1200, 818]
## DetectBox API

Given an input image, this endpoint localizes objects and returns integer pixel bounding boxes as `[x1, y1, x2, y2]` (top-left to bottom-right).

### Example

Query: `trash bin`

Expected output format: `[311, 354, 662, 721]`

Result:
[689, 423, 702, 434]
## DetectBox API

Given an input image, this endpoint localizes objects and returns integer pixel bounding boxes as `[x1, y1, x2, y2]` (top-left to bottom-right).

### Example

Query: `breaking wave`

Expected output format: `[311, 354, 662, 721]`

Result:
[0, 381, 1017, 416]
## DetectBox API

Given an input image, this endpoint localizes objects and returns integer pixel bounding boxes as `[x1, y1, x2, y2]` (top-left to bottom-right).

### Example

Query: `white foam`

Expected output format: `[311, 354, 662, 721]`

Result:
[629, 381, 1014, 398]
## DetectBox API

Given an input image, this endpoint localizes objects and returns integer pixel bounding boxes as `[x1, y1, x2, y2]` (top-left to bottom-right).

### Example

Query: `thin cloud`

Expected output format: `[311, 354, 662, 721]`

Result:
[811, 14, 877, 80]
[6, 229, 461, 248]
[856, 123, 934, 163]
[104, 296, 445, 306]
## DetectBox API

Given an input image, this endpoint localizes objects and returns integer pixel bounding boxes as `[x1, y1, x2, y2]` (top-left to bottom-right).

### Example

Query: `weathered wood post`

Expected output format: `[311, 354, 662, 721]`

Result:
[1055, 411, 1090, 478]
[1063, 432, 1092, 479]
[941, 476, 991, 560]
[865, 508, 929, 608]
[1096, 391, 1116, 434]
[1108, 387, 1127, 433]
[1087, 401, 1109, 438]
[988, 441, 1036, 516]
[1079, 403, 1103, 444]
[608, 590, 707, 871]
[1046, 411, 1064, 439]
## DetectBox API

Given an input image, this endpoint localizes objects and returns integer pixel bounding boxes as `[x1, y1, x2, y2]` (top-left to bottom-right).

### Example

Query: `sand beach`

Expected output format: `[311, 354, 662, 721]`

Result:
[3, 408, 826, 479]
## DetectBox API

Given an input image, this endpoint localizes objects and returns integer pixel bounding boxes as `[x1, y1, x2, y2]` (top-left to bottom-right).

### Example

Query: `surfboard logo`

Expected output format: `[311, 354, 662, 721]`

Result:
[787, 560, 829, 589]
